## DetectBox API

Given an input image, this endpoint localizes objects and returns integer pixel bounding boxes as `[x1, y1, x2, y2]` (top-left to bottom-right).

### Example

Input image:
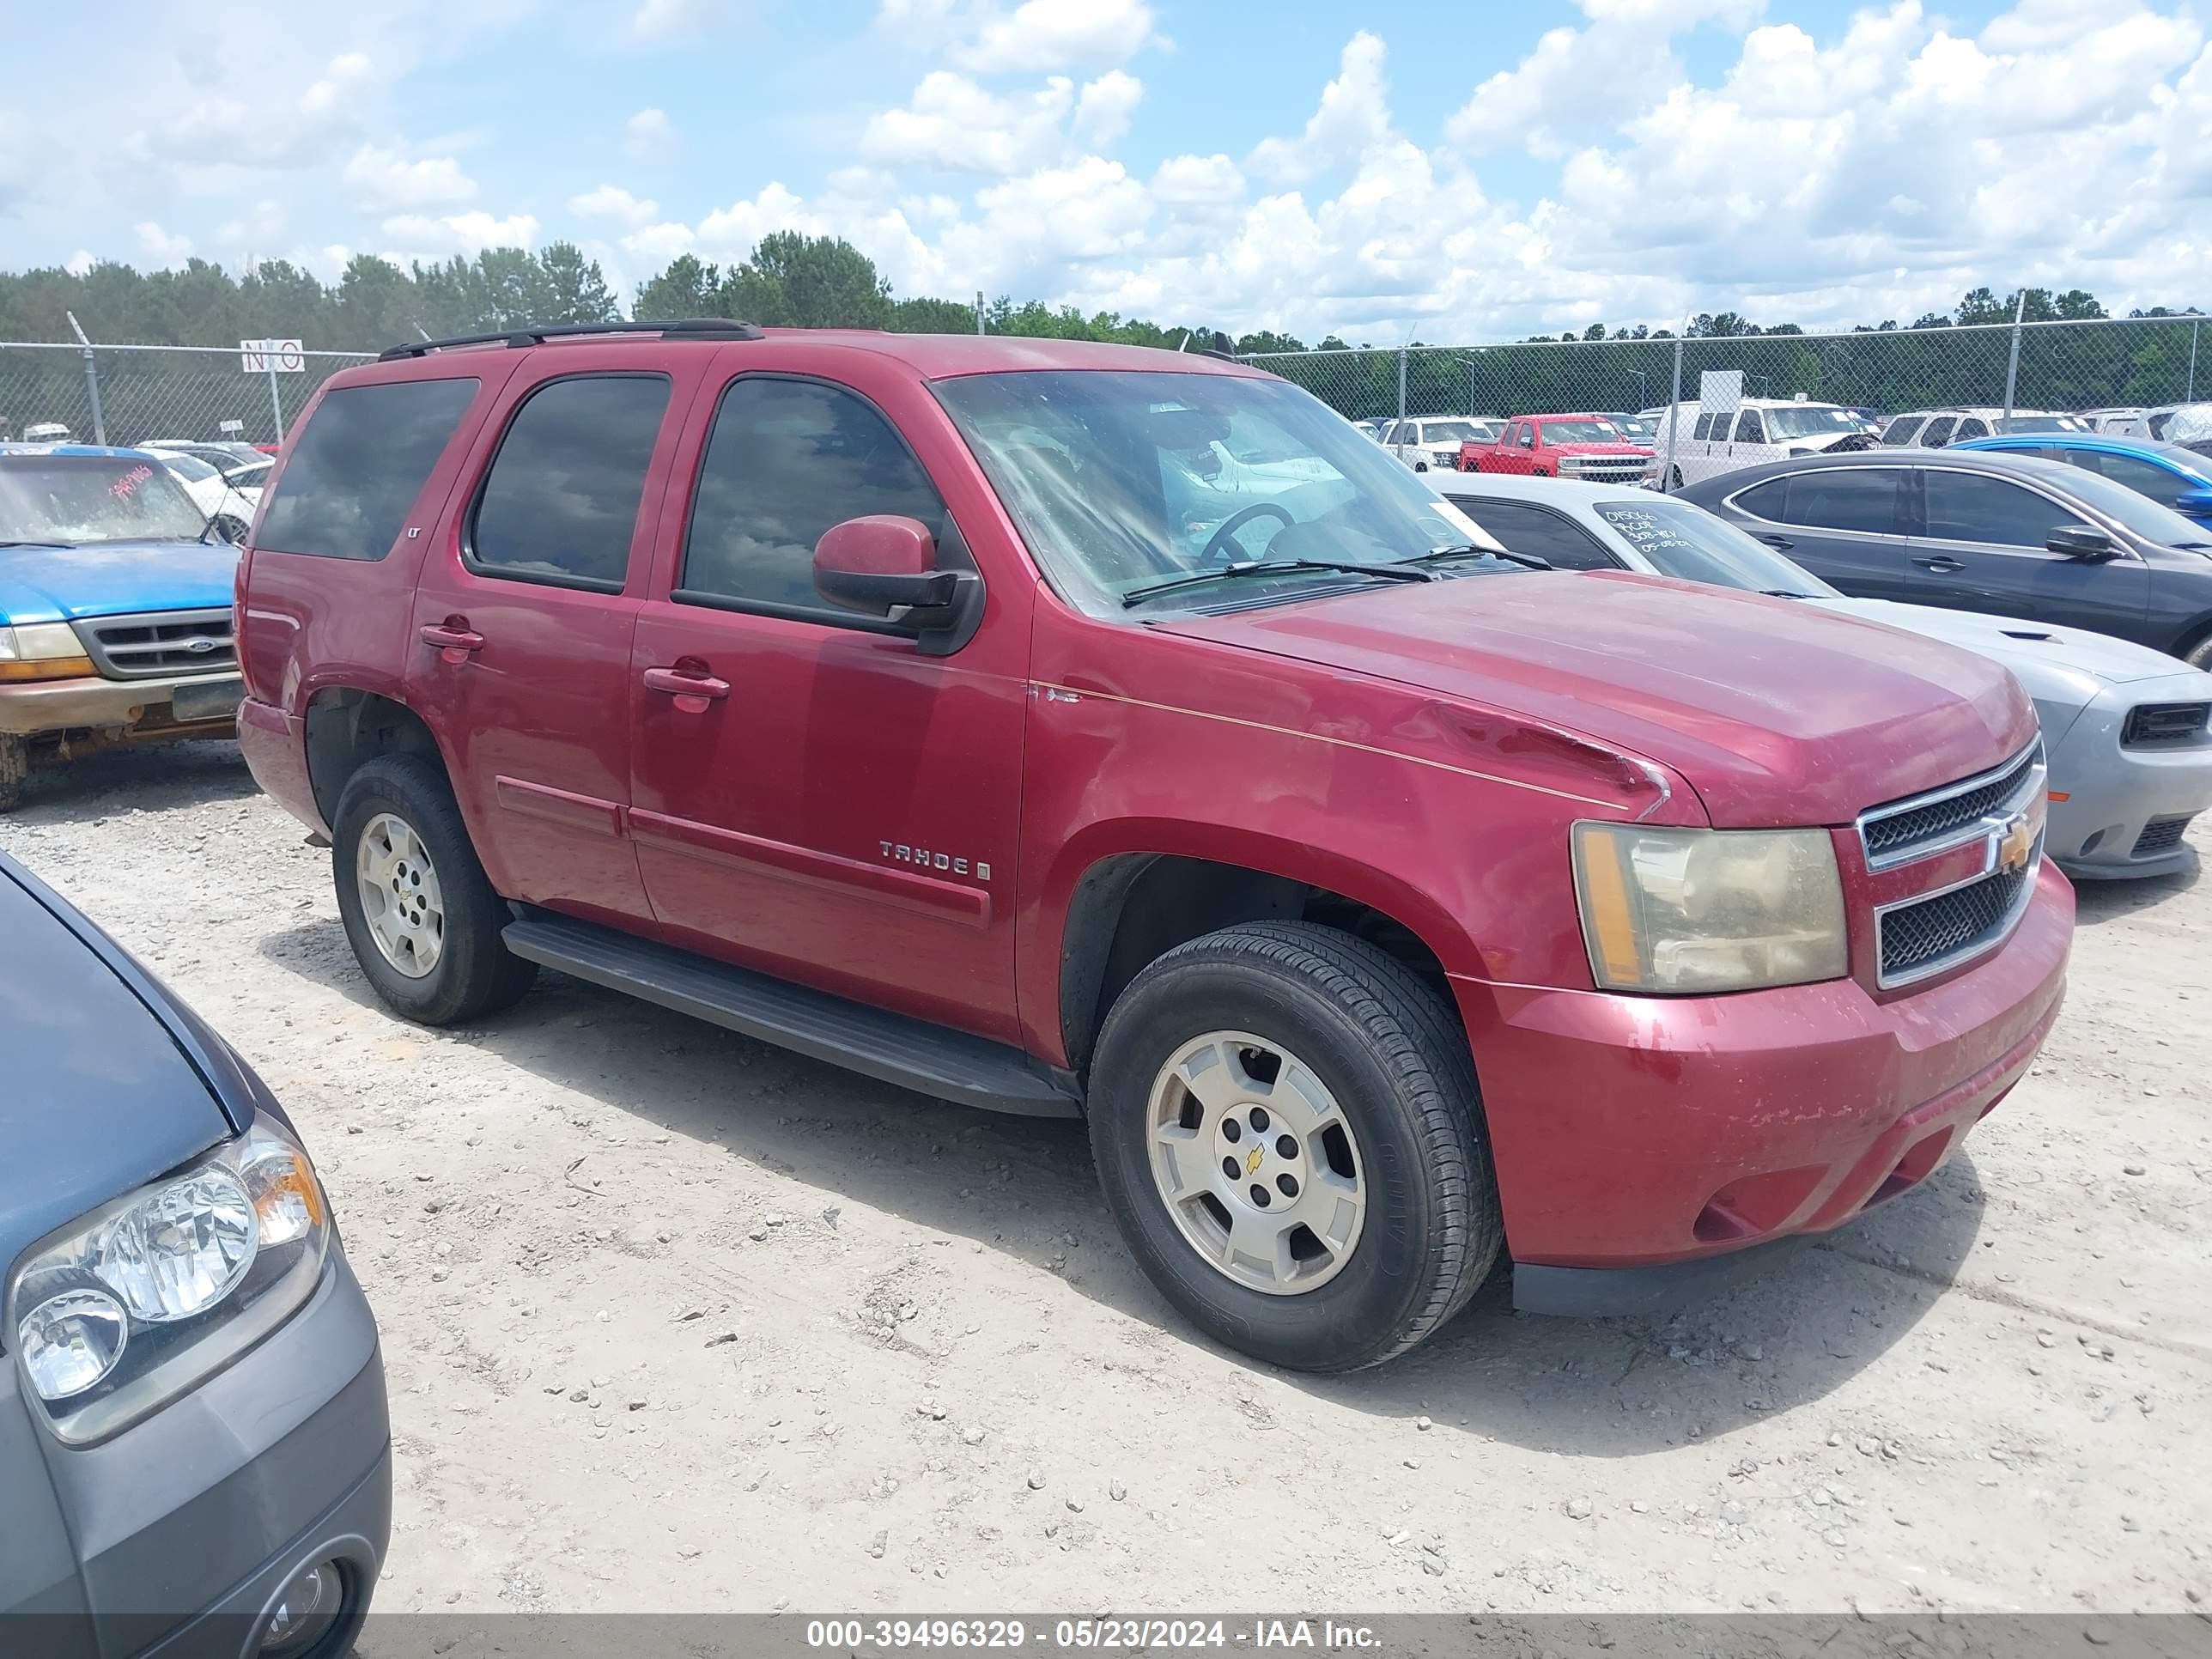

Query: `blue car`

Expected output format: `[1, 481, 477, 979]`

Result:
[0, 444, 247, 811]
[1, 848, 388, 1654]
[1954, 432, 2212, 527]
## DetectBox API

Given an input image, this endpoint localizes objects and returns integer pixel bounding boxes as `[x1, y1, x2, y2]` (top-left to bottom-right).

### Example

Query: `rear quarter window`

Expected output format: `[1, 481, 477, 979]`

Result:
[256, 377, 480, 561]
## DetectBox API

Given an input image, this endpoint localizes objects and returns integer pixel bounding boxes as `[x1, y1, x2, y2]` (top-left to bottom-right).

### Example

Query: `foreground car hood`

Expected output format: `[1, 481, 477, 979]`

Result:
[1163, 570, 2035, 828]
[1809, 597, 2203, 701]
[0, 539, 240, 625]
[0, 866, 232, 1265]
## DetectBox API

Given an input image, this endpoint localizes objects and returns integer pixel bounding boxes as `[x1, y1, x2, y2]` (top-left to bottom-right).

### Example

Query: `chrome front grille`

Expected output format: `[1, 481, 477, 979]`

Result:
[1862, 740, 2047, 988]
[76, 609, 237, 680]
[1858, 744, 2041, 868]
[1877, 859, 2038, 984]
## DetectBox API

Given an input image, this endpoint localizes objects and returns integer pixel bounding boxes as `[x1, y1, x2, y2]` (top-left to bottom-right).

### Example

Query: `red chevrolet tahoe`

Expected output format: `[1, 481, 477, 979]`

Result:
[1461, 413, 1654, 485]
[234, 321, 2070, 1370]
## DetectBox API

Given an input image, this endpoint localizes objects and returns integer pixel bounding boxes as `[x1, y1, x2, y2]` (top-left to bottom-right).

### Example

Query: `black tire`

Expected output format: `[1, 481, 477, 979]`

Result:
[1668, 465, 1685, 489]
[1087, 921, 1501, 1371]
[2182, 633, 2212, 671]
[331, 753, 536, 1025]
[0, 735, 24, 813]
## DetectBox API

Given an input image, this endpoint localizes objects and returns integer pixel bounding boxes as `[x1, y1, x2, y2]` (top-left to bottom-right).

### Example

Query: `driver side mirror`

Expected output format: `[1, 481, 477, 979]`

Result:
[2046, 524, 2120, 562]
[813, 515, 983, 655]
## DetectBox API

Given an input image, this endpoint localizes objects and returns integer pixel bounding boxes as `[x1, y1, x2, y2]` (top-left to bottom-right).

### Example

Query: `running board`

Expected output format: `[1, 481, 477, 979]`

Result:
[502, 910, 1081, 1119]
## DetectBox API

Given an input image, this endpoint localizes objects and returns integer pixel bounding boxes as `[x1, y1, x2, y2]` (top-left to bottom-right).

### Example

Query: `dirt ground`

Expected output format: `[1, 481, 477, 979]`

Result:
[3, 740, 2208, 1617]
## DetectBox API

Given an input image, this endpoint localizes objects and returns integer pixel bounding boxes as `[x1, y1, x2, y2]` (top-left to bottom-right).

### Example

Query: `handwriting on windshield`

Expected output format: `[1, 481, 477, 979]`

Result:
[108, 464, 155, 501]
[1599, 508, 1703, 556]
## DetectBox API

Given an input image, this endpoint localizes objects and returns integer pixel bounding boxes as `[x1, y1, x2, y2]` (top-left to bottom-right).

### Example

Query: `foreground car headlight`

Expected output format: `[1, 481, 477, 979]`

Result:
[8, 1117, 330, 1443]
[0, 621, 97, 684]
[1572, 822, 1848, 994]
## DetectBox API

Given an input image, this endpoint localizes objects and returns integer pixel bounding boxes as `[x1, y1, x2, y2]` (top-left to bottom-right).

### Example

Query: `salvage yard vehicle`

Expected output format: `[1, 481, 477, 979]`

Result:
[1383, 415, 1496, 471]
[1678, 448, 2212, 667]
[1457, 413, 1651, 483]
[150, 448, 262, 544]
[0, 849, 389, 1653]
[1650, 398, 1875, 488]
[0, 444, 246, 811]
[1433, 471, 2212, 878]
[236, 322, 2070, 1371]
[1954, 432, 2212, 526]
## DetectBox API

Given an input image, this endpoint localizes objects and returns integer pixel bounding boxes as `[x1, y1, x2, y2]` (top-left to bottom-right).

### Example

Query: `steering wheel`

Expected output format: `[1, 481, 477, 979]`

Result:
[1198, 502, 1297, 567]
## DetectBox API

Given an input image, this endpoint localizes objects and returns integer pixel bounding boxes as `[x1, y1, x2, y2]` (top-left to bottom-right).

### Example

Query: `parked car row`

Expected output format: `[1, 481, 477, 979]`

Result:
[24, 322, 2203, 1648]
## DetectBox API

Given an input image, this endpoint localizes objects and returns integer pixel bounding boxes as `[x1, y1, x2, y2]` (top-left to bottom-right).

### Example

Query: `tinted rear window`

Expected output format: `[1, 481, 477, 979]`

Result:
[256, 378, 479, 561]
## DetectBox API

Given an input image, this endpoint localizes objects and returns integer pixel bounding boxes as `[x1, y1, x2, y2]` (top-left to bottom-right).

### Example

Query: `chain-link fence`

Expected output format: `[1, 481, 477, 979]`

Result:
[1243, 314, 2207, 434]
[0, 339, 374, 448]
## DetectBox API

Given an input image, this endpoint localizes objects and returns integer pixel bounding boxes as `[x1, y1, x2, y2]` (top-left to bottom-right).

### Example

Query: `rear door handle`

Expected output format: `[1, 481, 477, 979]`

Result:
[1912, 556, 1966, 574]
[419, 621, 483, 660]
[642, 665, 731, 709]
[1756, 534, 1794, 550]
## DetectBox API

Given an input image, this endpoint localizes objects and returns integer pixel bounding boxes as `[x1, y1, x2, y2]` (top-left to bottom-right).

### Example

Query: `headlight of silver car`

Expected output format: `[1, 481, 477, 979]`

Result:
[7, 1116, 331, 1444]
[1571, 822, 1848, 994]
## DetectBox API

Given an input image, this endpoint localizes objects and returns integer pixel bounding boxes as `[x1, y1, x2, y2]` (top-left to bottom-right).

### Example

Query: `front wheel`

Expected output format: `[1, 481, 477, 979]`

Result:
[2183, 633, 2212, 670]
[1088, 921, 1500, 1371]
[0, 735, 25, 813]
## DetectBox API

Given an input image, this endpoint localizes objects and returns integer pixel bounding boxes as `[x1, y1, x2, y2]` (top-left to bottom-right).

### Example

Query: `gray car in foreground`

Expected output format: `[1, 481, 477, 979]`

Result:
[1431, 472, 2212, 879]
[1, 851, 388, 1659]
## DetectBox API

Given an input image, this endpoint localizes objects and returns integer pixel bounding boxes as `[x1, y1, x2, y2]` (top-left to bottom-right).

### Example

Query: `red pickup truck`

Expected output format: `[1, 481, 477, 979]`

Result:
[234, 324, 2069, 1370]
[1461, 413, 1654, 485]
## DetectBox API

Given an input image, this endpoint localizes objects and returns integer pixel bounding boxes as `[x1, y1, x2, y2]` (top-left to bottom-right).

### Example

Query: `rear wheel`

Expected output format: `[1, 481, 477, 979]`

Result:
[0, 735, 25, 813]
[331, 754, 536, 1024]
[2182, 633, 2212, 671]
[1088, 921, 1500, 1371]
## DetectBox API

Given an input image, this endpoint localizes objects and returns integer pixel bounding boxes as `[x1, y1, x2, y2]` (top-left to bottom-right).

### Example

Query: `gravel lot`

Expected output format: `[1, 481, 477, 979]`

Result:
[4, 741, 2209, 1616]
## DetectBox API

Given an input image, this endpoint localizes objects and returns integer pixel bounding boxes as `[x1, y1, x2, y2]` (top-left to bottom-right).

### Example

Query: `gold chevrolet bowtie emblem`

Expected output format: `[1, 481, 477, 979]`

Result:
[1245, 1147, 1265, 1176]
[1996, 810, 2035, 874]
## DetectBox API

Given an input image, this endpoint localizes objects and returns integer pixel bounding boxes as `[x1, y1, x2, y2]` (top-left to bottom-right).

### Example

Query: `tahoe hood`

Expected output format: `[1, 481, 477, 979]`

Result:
[1163, 569, 2037, 829]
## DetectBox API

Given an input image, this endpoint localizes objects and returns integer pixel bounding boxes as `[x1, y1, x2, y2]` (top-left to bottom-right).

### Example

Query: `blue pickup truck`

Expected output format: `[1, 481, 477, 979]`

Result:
[0, 444, 246, 811]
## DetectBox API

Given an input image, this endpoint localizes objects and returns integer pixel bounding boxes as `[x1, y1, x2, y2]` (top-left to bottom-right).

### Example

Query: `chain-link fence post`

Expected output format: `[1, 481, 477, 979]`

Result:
[266, 358, 285, 444]
[2191, 321, 2200, 402]
[2002, 291, 2027, 422]
[65, 312, 106, 445]
[1661, 333, 1685, 492]
[1395, 346, 1407, 422]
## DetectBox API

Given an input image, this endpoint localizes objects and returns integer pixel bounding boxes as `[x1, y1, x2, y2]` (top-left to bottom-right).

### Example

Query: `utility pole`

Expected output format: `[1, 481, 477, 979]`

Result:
[65, 311, 105, 445]
[2002, 289, 2027, 422]
[1660, 310, 1689, 492]
[975, 291, 986, 337]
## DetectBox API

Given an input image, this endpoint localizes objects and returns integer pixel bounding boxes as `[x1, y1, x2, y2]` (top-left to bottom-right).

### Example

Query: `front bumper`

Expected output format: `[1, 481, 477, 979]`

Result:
[7, 1254, 390, 1659]
[2044, 684, 2212, 878]
[0, 672, 240, 738]
[1452, 862, 2071, 1304]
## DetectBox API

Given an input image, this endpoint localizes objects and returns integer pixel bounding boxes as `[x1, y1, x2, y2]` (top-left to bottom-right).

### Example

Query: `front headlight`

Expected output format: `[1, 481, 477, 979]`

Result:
[1572, 822, 1848, 994]
[0, 621, 97, 684]
[7, 1116, 330, 1444]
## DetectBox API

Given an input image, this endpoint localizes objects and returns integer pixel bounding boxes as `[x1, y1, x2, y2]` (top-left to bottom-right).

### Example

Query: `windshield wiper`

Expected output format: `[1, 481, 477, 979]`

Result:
[1396, 542, 1553, 573]
[1759, 588, 1820, 599]
[1121, 557, 1436, 608]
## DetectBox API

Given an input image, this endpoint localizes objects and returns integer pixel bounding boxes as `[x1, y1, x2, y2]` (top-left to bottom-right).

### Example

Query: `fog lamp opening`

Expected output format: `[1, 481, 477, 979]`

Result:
[258, 1558, 345, 1656]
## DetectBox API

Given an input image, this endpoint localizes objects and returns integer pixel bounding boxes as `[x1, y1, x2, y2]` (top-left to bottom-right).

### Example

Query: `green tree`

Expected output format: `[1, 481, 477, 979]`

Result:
[890, 295, 977, 332]
[334, 255, 421, 349]
[727, 232, 891, 329]
[635, 254, 723, 319]
[538, 242, 620, 324]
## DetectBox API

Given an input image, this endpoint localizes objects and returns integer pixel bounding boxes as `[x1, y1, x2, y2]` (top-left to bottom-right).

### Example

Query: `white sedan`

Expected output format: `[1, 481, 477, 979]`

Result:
[149, 451, 259, 542]
[1428, 471, 2212, 881]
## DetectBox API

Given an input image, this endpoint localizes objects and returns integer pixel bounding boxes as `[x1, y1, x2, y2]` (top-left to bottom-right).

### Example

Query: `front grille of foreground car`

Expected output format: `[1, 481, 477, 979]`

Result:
[2123, 702, 2209, 746]
[2133, 816, 2193, 858]
[1858, 744, 2041, 866]
[1878, 858, 2036, 985]
[77, 609, 237, 679]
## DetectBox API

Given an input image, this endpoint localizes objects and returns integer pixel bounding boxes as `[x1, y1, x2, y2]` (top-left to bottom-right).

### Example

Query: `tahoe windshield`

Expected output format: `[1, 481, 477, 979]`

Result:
[1593, 498, 1841, 596]
[0, 455, 208, 544]
[1764, 406, 1865, 439]
[935, 371, 1502, 614]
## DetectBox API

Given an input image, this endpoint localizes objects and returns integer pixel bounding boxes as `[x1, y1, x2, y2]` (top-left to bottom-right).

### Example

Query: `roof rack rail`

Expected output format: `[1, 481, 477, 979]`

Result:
[377, 317, 765, 362]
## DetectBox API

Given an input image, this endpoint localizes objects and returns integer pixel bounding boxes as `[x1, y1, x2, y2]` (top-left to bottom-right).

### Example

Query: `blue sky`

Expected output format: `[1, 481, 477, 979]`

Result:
[2, 0, 2205, 340]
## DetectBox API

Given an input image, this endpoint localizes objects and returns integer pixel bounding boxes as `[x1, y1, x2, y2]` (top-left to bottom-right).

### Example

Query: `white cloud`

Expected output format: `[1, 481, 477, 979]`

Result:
[954, 0, 1158, 73]
[571, 185, 660, 228]
[631, 0, 727, 39]
[343, 145, 477, 212]
[1151, 153, 1243, 205]
[625, 107, 679, 161]
[135, 222, 193, 267]
[64, 250, 95, 276]
[1073, 70, 1143, 147]
[156, 51, 379, 170]
[380, 210, 540, 258]
[1248, 32, 1393, 184]
[861, 72, 1079, 173]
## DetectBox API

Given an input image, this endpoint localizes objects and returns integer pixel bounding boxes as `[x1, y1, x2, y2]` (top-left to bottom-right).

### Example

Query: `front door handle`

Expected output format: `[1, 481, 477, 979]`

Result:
[1913, 556, 1966, 574]
[420, 620, 483, 662]
[642, 665, 731, 711]
[1756, 533, 1794, 550]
